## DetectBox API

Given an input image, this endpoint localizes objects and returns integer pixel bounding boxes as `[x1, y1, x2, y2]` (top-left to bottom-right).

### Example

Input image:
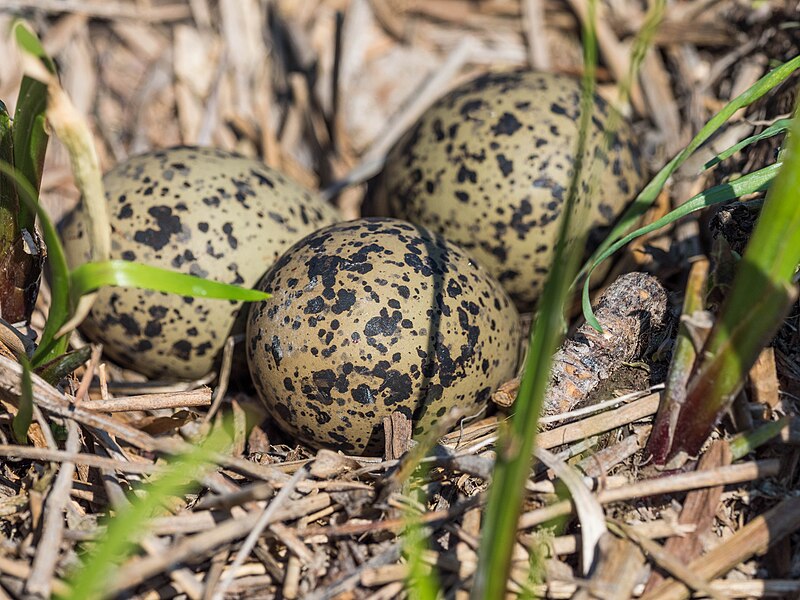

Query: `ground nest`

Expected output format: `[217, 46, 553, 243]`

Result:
[0, 1, 799, 598]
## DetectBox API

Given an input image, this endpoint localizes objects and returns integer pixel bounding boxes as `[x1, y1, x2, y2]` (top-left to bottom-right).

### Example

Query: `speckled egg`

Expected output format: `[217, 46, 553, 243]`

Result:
[380, 70, 645, 311]
[61, 146, 339, 379]
[246, 217, 521, 456]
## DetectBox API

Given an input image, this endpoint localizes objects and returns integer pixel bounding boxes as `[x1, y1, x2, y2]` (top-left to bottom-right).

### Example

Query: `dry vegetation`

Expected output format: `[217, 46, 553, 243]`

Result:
[0, 0, 799, 598]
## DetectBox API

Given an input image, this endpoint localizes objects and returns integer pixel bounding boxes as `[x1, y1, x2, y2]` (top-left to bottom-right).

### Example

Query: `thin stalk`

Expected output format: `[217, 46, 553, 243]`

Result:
[647, 259, 709, 462]
[667, 103, 800, 460]
[11, 355, 33, 443]
[0, 161, 71, 365]
[471, 2, 599, 596]
[580, 55, 800, 331]
[12, 21, 56, 232]
[0, 103, 17, 254]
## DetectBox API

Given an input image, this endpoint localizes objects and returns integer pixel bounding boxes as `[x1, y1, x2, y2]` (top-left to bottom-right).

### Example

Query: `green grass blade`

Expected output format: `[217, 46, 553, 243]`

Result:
[624, 0, 665, 106]
[704, 118, 792, 169]
[70, 260, 271, 301]
[62, 422, 234, 600]
[582, 161, 781, 329]
[13, 21, 57, 71]
[0, 161, 71, 365]
[404, 490, 441, 600]
[472, 3, 599, 597]
[12, 21, 55, 232]
[729, 416, 790, 461]
[0, 101, 17, 247]
[35, 345, 93, 386]
[12, 355, 34, 444]
[665, 101, 800, 460]
[580, 55, 800, 330]
[399, 425, 452, 600]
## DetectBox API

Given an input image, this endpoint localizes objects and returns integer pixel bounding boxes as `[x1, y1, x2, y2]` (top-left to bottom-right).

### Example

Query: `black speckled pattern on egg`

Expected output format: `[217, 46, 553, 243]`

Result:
[381, 70, 645, 311]
[60, 146, 339, 379]
[246, 217, 521, 456]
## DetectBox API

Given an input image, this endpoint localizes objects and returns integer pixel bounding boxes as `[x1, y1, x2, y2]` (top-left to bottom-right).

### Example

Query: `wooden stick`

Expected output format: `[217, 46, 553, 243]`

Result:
[0, 355, 289, 484]
[109, 492, 331, 595]
[86, 387, 212, 412]
[537, 392, 661, 448]
[519, 459, 781, 528]
[2, 0, 191, 21]
[521, 0, 551, 70]
[25, 420, 81, 597]
[643, 497, 800, 600]
[0, 445, 159, 473]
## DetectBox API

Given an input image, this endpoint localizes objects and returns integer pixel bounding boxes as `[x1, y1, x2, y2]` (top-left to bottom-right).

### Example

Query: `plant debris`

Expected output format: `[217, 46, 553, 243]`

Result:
[0, 1, 799, 598]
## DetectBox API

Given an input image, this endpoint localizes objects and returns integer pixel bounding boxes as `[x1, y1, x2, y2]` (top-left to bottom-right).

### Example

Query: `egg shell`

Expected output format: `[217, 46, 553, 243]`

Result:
[246, 217, 521, 456]
[61, 146, 339, 379]
[381, 69, 645, 311]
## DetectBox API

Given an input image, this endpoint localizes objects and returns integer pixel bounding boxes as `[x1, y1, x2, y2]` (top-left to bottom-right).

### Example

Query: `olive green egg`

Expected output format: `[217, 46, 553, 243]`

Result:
[61, 146, 339, 379]
[246, 217, 521, 456]
[380, 70, 645, 311]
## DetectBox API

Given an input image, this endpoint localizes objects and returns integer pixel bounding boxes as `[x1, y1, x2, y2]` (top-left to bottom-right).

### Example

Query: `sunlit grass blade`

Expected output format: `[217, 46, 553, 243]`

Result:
[397, 424, 456, 599]
[661, 102, 800, 461]
[71, 260, 271, 301]
[582, 161, 780, 329]
[404, 490, 441, 600]
[11, 21, 55, 232]
[471, 2, 599, 596]
[704, 118, 792, 169]
[0, 161, 71, 365]
[12, 355, 34, 444]
[61, 421, 234, 600]
[580, 55, 800, 331]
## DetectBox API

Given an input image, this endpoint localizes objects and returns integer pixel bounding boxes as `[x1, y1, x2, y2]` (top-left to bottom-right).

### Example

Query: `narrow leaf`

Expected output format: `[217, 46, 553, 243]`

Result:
[704, 118, 792, 169]
[12, 21, 56, 232]
[580, 55, 800, 330]
[0, 161, 71, 365]
[70, 260, 271, 301]
[62, 422, 234, 600]
[14, 21, 57, 69]
[582, 161, 780, 329]
[472, 3, 599, 597]
[667, 103, 800, 459]
[12, 356, 34, 444]
[729, 416, 790, 461]
[35, 345, 93, 386]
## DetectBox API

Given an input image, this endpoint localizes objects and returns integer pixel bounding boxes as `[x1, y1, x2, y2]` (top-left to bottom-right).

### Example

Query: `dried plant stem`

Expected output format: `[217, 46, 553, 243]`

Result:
[537, 392, 661, 448]
[518, 459, 780, 528]
[643, 497, 800, 600]
[0, 556, 70, 597]
[110, 492, 331, 595]
[211, 466, 309, 599]
[648, 259, 709, 460]
[25, 419, 80, 597]
[3, 0, 191, 21]
[86, 387, 212, 412]
[0, 444, 158, 473]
